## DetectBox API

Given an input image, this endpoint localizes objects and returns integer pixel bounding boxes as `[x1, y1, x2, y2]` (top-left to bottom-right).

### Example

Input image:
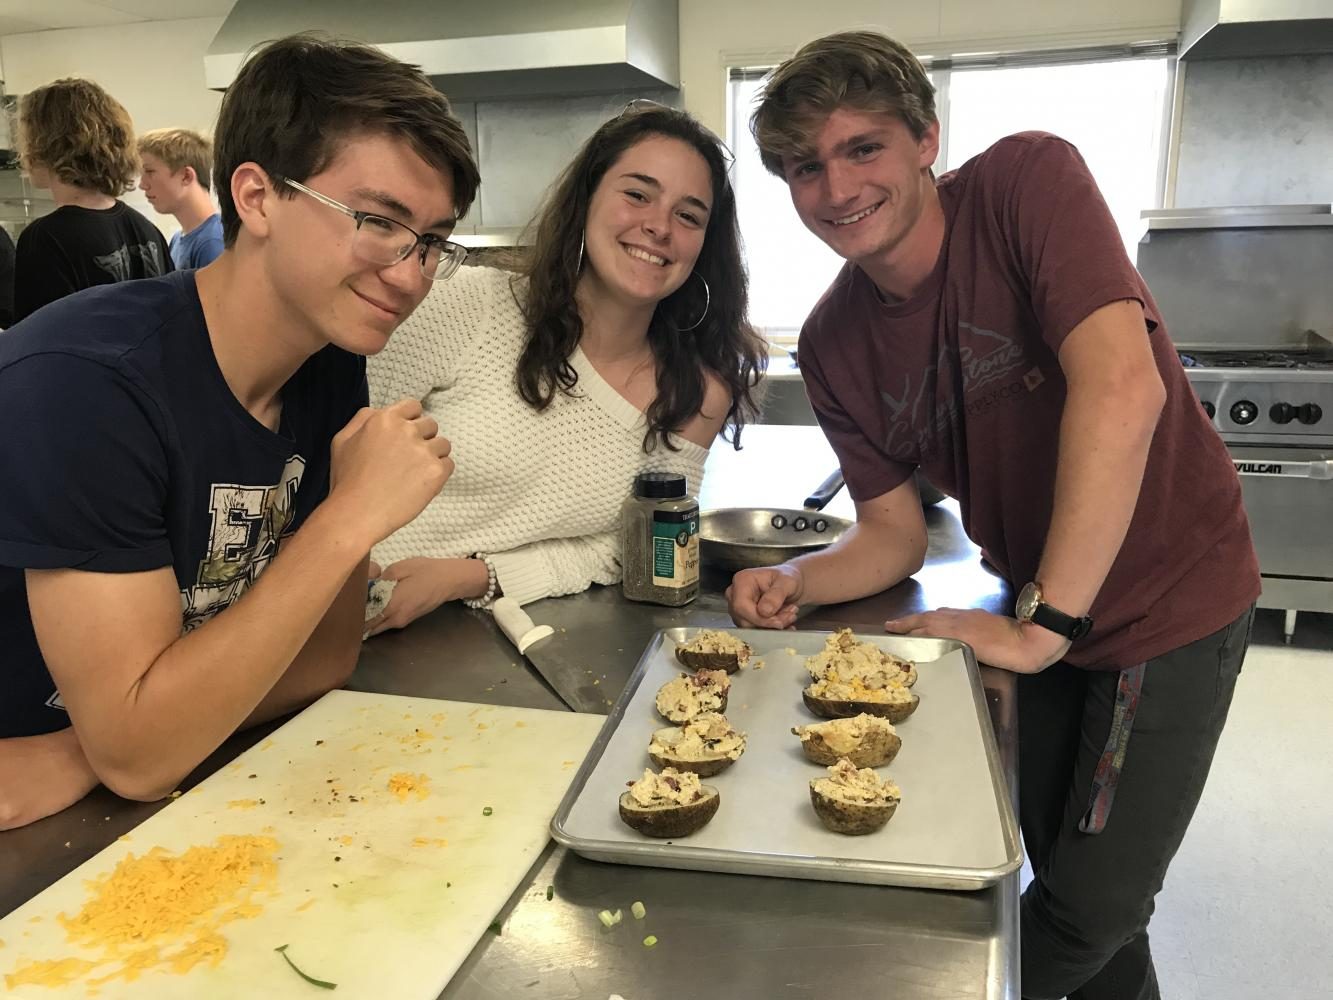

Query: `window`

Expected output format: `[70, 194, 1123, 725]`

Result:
[727, 48, 1174, 345]
[728, 72, 850, 347]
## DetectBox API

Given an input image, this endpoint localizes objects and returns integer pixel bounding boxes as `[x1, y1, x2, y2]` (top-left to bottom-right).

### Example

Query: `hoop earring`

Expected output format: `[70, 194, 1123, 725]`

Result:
[672, 271, 710, 332]
[576, 231, 585, 273]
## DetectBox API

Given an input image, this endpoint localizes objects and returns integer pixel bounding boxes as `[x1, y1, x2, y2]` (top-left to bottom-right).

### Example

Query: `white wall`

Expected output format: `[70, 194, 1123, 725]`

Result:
[679, 0, 1183, 134]
[0, 2, 1185, 228]
[0, 16, 226, 234]
[0, 1, 1188, 144]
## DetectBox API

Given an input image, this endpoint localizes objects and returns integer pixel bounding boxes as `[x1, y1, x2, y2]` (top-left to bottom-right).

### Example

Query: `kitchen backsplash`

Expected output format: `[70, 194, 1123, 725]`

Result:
[1175, 54, 1333, 207]
[446, 88, 676, 234]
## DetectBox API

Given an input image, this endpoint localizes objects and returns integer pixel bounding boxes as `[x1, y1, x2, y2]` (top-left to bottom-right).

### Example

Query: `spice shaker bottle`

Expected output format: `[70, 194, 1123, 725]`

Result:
[621, 472, 699, 606]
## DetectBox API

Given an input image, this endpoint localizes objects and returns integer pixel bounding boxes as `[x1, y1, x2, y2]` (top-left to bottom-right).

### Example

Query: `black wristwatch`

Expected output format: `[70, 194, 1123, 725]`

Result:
[1015, 582, 1093, 640]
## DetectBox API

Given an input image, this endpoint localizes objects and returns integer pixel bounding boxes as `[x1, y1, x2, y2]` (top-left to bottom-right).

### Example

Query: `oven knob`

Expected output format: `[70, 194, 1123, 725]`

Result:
[1201, 400, 1216, 419]
[1270, 402, 1296, 424]
[1230, 400, 1258, 425]
[1298, 403, 1323, 425]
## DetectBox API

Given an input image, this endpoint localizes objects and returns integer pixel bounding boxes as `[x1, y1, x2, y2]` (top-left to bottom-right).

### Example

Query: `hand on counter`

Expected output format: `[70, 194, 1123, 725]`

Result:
[364, 557, 490, 637]
[725, 564, 804, 630]
[885, 608, 1070, 673]
[0, 726, 100, 831]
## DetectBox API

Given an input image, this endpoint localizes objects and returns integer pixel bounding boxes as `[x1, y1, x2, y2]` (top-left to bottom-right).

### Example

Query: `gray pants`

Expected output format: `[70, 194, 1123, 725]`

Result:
[1018, 606, 1255, 1000]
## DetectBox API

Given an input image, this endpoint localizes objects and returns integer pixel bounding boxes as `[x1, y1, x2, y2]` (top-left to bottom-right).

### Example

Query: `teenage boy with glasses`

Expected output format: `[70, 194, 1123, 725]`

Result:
[0, 35, 480, 830]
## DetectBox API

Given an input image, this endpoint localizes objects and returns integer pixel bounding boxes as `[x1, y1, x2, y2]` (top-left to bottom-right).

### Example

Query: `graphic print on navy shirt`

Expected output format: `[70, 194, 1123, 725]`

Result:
[0, 271, 366, 737]
[182, 454, 307, 631]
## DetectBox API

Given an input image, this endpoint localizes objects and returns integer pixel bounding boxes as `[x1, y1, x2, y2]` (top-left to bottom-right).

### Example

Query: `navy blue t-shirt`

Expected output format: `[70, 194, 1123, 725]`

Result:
[0, 271, 367, 737]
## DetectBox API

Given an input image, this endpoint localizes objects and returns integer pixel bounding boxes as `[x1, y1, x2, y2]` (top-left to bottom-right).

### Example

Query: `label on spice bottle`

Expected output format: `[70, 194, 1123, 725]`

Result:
[651, 509, 699, 589]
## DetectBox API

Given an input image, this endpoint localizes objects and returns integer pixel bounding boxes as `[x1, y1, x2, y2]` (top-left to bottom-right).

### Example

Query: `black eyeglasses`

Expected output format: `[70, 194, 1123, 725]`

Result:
[283, 178, 468, 280]
[617, 99, 736, 173]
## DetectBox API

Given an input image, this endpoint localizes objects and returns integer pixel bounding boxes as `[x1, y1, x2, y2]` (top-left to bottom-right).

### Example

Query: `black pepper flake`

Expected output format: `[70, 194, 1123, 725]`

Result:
[315, 740, 324, 746]
[248, 774, 257, 779]
[334, 856, 341, 862]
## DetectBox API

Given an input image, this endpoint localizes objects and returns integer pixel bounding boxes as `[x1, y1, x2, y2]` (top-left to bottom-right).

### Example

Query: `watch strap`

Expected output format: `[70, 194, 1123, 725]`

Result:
[1031, 601, 1094, 640]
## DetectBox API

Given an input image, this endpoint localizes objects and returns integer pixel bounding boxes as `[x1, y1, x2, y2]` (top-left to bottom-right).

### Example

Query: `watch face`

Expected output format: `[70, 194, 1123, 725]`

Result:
[1016, 582, 1040, 621]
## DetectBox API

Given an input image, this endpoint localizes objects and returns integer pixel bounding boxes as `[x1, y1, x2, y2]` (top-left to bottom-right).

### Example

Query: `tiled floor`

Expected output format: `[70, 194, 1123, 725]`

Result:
[1151, 610, 1333, 1000]
[1023, 609, 1333, 999]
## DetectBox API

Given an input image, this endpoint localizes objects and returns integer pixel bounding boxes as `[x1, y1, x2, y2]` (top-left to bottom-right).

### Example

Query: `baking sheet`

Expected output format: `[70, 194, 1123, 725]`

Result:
[551, 628, 1022, 890]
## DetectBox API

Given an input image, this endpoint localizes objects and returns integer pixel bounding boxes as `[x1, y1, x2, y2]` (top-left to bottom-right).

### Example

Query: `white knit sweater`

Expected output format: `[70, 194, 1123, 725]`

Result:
[367, 265, 709, 607]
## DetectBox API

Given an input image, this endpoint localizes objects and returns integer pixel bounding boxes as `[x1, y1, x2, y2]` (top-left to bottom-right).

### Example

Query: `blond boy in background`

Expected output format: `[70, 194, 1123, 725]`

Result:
[138, 127, 224, 268]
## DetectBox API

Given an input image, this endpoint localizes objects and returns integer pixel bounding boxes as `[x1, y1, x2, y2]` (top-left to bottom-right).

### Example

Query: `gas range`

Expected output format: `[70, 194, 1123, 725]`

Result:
[1136, 205, 1333, 639]
[1176, 346, 1333, 641]
[1179, 349, 1333, 447]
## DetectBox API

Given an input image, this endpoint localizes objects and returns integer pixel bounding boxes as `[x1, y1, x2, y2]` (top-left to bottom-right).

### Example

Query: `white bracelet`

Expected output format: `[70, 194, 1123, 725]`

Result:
[471, 554, 498, 606]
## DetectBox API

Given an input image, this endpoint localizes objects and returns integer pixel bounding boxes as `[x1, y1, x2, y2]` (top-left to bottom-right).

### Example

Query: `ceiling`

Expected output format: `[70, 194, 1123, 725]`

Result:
[0, 0, 236, 36]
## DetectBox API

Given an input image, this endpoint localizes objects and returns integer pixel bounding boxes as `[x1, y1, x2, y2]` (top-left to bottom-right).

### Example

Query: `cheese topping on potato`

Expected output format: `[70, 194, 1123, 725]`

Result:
[651, 713, 746, 761]
[805, 628, 915, 684]
[654, 670, 729, 720]
[793, 714, 896, 754]
[628, 768, 706, 807]
[807, 674, 914, 704]
[813, 759, 901, 805]
[678, 629, 751, 663]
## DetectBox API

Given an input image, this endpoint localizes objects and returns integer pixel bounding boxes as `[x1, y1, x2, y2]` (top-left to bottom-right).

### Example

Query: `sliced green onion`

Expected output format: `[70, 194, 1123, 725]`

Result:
[631, 901, 646, 920]
[275, 944, 337, 990]
[545, 885, 554, 901]
[612, 909, 623, 925]
[482, 806, 493, 816]
[642, 935, 658, 948]
[597, 909, 615, 928]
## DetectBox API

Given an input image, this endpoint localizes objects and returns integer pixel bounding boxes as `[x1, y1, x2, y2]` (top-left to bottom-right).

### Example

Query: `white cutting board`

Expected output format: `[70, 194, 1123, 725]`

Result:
[0, 691, 604, 999]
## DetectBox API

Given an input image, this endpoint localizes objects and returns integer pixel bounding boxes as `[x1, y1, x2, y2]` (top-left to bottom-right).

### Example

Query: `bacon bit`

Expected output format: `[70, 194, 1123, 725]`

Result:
[664, 776, 680, 792]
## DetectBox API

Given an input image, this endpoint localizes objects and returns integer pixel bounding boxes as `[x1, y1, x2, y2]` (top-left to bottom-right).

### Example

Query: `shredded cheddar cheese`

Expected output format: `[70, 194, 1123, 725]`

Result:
[3, 835, 278, 992]
[387, 772, 430, 801]
[4, 957, 98, 989]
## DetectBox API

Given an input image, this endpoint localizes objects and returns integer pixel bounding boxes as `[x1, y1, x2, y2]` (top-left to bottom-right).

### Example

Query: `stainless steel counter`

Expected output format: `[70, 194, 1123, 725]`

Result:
[0, 427, 1019, 1000]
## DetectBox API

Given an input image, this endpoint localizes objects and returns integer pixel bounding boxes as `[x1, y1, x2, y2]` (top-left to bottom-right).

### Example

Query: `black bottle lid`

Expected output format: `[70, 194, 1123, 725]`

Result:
[633, 472, 688, 499]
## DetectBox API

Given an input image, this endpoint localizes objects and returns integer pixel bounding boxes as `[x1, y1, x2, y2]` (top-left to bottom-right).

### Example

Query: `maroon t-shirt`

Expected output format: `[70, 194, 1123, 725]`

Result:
[798, 132, 1259, 670]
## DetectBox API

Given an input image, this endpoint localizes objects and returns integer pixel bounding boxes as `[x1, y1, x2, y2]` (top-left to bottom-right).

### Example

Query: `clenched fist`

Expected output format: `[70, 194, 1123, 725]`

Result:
[328, 399, 453, 547]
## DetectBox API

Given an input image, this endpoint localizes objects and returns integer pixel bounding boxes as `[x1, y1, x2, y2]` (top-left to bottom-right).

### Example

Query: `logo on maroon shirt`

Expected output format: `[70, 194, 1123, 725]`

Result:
[959, 322, 1029, 392]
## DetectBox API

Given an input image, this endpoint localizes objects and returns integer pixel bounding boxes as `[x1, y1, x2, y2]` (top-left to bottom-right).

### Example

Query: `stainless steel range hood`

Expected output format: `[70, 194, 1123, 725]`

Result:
[205, 0, 679, 100]
[1181, 0, 1333, 58]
